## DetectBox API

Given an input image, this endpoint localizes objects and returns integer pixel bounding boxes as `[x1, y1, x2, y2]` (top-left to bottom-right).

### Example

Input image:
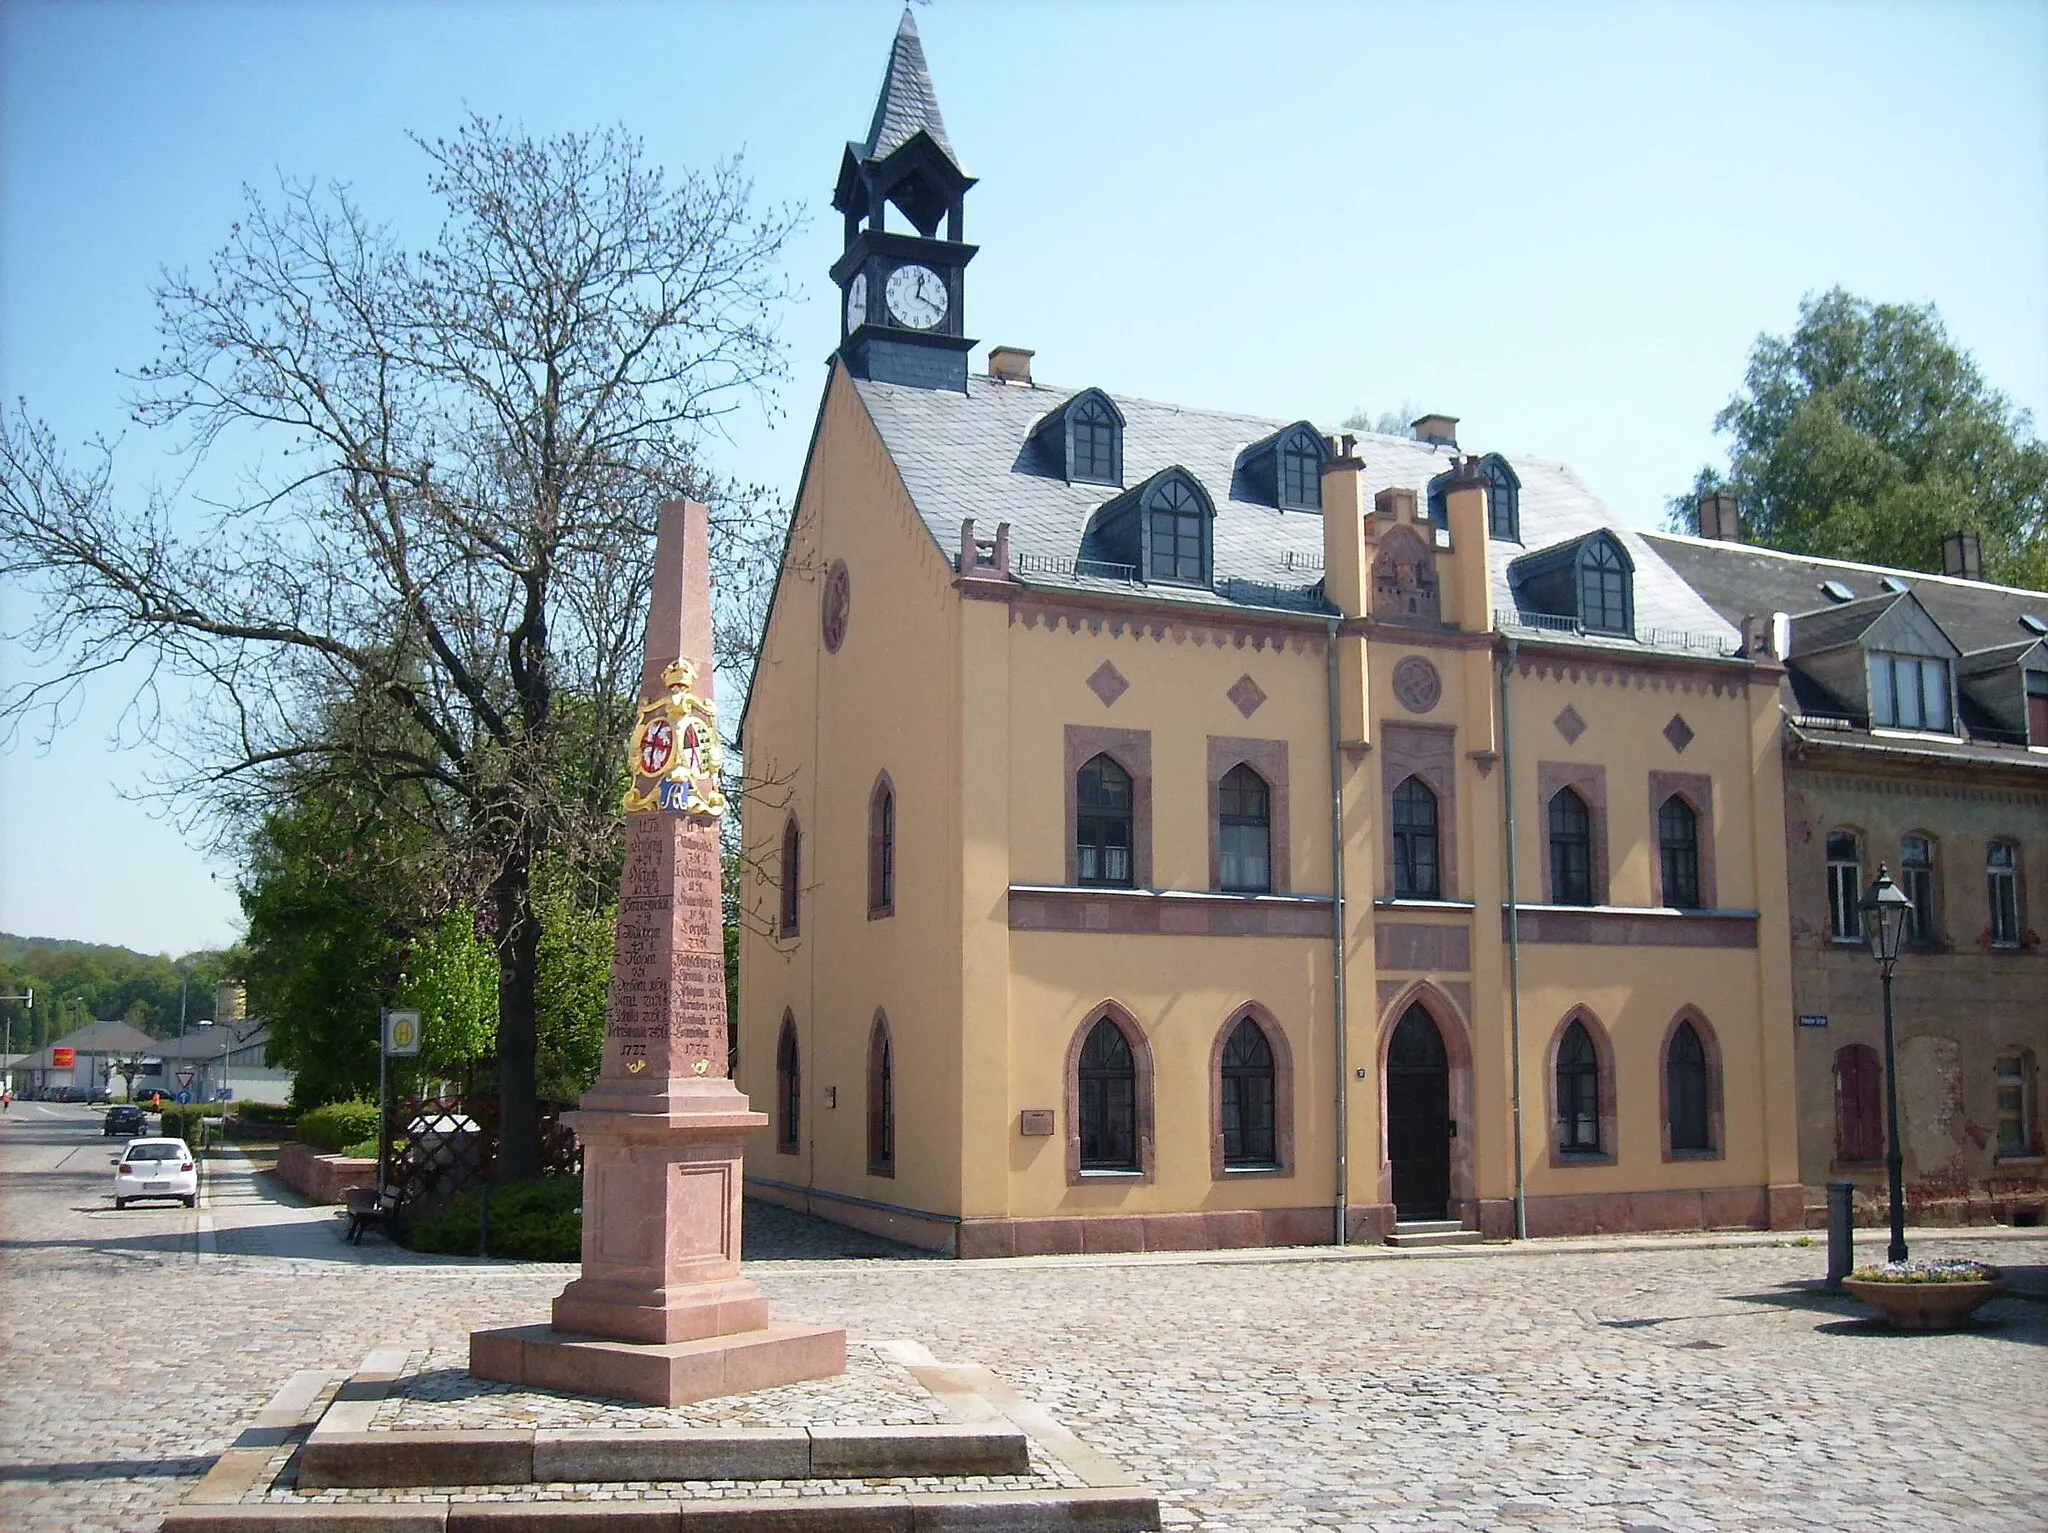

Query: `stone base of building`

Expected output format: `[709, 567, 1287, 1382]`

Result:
[1799, 1177, 2048, 1231]
[469, 1321, 845, 1408]
[1521, 1183, 1803, 1238]
[746, 1175, 960, 1252]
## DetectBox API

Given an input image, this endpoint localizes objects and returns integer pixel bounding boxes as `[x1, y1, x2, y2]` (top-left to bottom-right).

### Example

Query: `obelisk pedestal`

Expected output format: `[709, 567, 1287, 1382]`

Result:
[469, 500, 844, 1407]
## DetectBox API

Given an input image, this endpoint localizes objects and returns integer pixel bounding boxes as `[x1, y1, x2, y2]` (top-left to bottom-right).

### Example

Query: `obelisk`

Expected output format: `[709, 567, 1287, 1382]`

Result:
[470, 500, 844, 1406]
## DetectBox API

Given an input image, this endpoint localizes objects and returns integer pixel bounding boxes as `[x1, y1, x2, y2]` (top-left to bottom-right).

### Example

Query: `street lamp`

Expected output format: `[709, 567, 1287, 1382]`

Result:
[1858, 864, 1915, 1264]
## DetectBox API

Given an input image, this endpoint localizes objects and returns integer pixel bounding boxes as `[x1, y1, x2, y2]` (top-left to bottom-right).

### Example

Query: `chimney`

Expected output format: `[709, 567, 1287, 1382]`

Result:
[1374, 486, 1418, 522]
[1697, 489, 1742, 542]
[1941, 529, 1982, 581]
[1441, 455, 1493, 632]
[1319, 435, 1368, 617]
[1411, 413, 1459, 448]
[987, 346, 1034, 385]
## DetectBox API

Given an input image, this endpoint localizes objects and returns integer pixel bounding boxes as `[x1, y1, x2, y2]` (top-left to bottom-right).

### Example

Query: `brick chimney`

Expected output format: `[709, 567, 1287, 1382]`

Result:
[1411, 413, 1459, 448]
[1941, 530, 1982, 580]
[987, 346, 1034, 385]
[1320, 434, 1368, 616]
[1696, 490, 1742, 542]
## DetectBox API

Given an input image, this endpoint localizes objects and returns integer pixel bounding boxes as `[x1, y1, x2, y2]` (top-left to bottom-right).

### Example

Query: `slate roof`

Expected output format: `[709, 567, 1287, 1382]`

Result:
[851, 372, 1741, 656]
[1644, 534, 2048, 653]
[1786, 591, 1899, 654]
[858, 10, 960, 170]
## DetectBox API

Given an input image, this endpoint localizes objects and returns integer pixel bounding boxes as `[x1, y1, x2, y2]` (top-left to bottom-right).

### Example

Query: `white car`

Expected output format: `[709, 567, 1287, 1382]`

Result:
[113, 1138, 198, 1209]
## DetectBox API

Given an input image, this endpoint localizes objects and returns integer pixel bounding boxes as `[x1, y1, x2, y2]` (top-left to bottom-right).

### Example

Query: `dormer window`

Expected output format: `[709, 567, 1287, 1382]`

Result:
[1426, 472, 1450, 528]
[1577, 535, 1633, 636]
[1279, 428, 1323, 511]
[1869, 652, 1952, 732]
[1482, 454, 1520, 541]
[1071, 394, 1120, 484]
[1146, 475, 1209, 583]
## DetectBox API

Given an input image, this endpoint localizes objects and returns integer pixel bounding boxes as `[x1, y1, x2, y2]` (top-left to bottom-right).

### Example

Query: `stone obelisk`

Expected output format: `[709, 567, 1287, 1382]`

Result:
[470, 500, 844, 1407]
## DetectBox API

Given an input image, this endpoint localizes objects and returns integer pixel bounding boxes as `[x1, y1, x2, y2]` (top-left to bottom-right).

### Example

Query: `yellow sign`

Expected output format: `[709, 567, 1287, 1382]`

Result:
[384, 1010, 421, 1057]
[623, 659, 726, 818]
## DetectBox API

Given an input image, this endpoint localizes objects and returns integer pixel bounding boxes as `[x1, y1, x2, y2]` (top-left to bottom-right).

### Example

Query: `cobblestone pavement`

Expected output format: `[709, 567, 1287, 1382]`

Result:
[3, 1101, 2044, 1532]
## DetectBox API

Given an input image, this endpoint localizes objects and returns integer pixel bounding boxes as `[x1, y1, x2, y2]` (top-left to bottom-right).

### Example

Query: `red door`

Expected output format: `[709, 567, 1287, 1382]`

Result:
[1833, 1045, 1883, 1162]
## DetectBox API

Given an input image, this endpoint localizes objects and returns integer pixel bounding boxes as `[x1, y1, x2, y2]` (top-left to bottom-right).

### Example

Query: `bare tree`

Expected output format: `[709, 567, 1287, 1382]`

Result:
[0, 116, 798, 1175]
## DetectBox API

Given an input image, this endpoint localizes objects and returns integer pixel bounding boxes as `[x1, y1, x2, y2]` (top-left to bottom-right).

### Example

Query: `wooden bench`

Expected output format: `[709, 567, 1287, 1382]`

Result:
[343, 1185, 399, 1244]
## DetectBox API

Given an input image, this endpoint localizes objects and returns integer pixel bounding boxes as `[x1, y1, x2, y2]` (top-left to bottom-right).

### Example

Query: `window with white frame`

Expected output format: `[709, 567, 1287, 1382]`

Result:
[1901, 834, 1936, 946]
[1988, 840, 2021, 947]
[1826, 831, 1862, 942]
[1868, 652, 1952, 732]
[1994, 1051, 2034, 1157]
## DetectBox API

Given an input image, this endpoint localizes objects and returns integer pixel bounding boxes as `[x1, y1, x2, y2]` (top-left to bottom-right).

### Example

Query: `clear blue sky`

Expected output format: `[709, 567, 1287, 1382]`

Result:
[3, 0, 2045, 956]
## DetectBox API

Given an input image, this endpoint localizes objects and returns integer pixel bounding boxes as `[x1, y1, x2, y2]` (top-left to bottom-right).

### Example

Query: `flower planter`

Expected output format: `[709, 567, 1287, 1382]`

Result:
[1841, 1275, 2006, 1331]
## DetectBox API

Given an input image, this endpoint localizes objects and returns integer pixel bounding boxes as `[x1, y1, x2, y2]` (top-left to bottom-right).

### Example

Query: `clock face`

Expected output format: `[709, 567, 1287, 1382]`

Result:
[844, 272, 867, 334]
[885, 263, 948, 330]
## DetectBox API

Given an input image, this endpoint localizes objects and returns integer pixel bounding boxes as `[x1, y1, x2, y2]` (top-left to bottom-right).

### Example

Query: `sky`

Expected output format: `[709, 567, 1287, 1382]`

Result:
[2, 0, 2045, 958]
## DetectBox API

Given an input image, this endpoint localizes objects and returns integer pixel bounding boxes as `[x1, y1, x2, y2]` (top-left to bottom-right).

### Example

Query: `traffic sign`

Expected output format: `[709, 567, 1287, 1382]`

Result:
[175, 1069, 195, 1089]
[176, 1091, 191, 1105]
[384, 1010, 422, 1057]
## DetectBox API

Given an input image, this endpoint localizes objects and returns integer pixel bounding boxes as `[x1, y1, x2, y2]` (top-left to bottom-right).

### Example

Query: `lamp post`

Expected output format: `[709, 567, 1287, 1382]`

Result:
[1858, 864, 1915, 1264]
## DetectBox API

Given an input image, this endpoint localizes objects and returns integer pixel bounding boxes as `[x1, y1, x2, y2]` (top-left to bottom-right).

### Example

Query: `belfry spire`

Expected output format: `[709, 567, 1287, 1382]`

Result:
[862, 9, 961, 171]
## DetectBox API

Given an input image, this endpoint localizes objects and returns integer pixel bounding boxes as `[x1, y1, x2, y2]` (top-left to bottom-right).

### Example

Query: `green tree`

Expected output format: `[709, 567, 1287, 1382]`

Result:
[398, 906, 499, 1081]
[1669, 288, 2048, 586]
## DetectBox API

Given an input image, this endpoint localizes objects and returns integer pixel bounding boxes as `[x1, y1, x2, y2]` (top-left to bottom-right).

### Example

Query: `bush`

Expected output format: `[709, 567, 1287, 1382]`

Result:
[235, 1101, 297, 1126]
[157, 1103, 224, 1141]
[338, 1137, 381, 1160]
[297, 1100, 381, 1153]
[403, 1177, 582, 1262]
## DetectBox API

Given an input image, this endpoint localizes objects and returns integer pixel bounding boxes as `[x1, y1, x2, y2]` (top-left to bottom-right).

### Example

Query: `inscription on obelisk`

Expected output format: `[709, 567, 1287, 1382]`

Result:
[603, 816, 726, 1081]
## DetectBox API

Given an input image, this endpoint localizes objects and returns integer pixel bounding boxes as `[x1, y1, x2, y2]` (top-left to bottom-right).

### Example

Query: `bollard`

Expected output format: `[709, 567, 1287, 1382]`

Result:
[1826, 1179, 1856, 1287]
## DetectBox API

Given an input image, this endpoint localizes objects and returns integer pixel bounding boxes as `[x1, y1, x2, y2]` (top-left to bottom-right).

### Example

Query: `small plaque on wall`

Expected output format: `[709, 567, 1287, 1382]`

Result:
[1019, 1109, 1055, 1136]
[1797, 1014, 1829, 1029]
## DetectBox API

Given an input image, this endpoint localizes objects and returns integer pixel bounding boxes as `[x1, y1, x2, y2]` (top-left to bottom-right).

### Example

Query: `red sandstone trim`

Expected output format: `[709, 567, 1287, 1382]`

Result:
[1543, 1005, 1619, 1169]
[1063, 724, 1153, 889]
[1535, 760, 1610, 906]
[1206, 735, 1292, 894]
[1658, 1007, 1726, 1164]
[1008, 886, 1334, 938]
[1062, 1002, 1156, 1186]
[1206, 1003, 1297, 1182]
[1648, 769, 1718, 908]
[1505, 906, 1758, 948]
[1373, 982, 1479, 1218]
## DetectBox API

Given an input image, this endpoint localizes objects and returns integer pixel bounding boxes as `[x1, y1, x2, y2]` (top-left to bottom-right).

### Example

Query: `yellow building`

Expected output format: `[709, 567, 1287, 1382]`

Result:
[736, 15, 1802, 1253]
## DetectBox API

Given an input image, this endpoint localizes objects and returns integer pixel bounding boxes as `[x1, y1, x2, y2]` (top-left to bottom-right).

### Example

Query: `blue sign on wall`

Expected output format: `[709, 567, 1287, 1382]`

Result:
[1796, 1014, 1829, 1029]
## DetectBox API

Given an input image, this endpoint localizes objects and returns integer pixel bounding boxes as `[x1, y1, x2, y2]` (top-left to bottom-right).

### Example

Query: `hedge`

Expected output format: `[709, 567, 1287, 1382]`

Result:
[404, 1177, 581, 1262]
[296, 1100, 382, 1153]
[156, 1103, 224, 1140]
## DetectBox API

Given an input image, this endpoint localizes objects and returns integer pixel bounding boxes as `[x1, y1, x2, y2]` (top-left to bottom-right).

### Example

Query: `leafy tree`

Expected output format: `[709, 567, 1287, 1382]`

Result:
[1, 116, 796, 1173]
[399, 906, 499, 1080]
[1669, 288, 2048, 587]
[1340, 400, 1424, 437]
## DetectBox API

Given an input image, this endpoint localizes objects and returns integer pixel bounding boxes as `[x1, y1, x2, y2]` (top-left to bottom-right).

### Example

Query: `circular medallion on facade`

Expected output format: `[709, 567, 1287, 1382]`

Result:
[1393, 654, 1442, 714]
[822, 559, 850, 653]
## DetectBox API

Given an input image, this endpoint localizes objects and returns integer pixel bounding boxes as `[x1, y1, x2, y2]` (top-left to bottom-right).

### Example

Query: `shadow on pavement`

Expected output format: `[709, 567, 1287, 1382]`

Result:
[1727, 1266, 2047, 1347]
[0, 1456, 216, 1482]
[741, 1198, 943, 1262]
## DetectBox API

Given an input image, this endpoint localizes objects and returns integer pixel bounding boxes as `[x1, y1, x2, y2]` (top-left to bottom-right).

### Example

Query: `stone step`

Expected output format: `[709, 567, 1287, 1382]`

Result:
[297, 1423, 1033, 1490]
[161, 1485, 1164, 1531]
[1386, 1223, 1483, 1248]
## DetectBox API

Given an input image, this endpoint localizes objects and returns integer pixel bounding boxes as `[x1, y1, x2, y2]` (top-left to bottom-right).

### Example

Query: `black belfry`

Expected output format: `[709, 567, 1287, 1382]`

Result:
[832, 9, 977, 391]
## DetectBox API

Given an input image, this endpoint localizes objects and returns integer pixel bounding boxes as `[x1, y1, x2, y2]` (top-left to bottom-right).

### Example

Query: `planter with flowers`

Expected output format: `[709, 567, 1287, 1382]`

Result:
[1841, 1258, 2006, 1330]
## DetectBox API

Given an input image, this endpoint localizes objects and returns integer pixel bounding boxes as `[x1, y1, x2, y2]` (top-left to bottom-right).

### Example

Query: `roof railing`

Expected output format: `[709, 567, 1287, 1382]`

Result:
[1502, 610, 1740, 658]
[1011, 552, 1140, 584]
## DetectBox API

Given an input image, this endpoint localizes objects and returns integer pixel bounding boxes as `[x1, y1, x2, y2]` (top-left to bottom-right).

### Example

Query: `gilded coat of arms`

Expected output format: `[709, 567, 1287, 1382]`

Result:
[622, 659, 726, 818]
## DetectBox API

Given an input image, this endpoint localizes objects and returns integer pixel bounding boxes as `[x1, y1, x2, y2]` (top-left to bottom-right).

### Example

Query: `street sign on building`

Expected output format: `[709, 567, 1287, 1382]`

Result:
[383, 1010, 422, 1057]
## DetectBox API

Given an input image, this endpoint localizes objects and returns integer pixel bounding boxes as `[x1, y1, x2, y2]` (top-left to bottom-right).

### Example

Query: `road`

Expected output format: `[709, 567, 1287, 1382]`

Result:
[2, 1100, 2044, 1532]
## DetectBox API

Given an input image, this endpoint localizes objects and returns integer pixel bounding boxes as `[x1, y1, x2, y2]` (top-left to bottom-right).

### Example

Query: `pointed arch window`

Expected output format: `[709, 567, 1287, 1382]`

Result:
[1391, 776, 1440, 899]
[1548, 787, 1592, 906]
[1577, 535, 1632, 636]
[1217, 763, 1271, 893]
[1145, 475, 1209, 584]
[1219, 1016, 1278, 1168]
[1666, 1021, 1712, 1152]
[866, 1014, 894, 1176]
[1077, 1018, 1138, 1171]
[868, 776, 895, 917]
[1658, 796, 1701, 909]
[775, 1014, 801, 1155]
[1279, 428, 1324, 511]
[1068, 393, 1122, 485]
[1556, 1019, 1601, 1154]
[1483, 455, 1520, 540]
[1076, 754, 1135, 888]
[779, 817, 802, 937]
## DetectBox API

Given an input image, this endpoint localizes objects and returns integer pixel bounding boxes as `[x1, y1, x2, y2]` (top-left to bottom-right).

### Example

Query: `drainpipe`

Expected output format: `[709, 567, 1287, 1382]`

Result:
[1498, 637, 1528, 1240]
[1325, 616, 1349, 1246]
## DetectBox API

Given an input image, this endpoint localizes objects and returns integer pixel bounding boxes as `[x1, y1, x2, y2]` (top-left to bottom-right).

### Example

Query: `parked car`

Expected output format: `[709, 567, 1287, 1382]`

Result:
[112, 1138, 198, 1209]
[103, 1104, 147, 1137]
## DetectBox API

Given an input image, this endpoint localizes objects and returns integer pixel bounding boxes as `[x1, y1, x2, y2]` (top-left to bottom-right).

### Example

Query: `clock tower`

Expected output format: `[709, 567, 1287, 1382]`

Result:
[832, 10, 977, 391]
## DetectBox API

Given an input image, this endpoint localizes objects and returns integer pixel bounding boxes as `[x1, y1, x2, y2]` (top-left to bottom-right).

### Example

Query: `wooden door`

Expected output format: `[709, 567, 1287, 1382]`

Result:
[1387, 1005, 1451, 1220]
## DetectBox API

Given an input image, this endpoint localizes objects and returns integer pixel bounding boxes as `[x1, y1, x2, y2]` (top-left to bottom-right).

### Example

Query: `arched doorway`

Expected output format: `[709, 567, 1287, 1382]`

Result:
[1386, 1004, 1450, 1220]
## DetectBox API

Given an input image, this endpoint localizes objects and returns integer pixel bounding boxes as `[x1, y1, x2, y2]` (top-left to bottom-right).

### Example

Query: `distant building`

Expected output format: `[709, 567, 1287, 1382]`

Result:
[16, 1015, 290, 1105]
[1651, 530, 2047, 1223]
[735, 16, 1803, 1254]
